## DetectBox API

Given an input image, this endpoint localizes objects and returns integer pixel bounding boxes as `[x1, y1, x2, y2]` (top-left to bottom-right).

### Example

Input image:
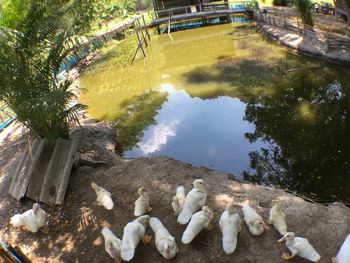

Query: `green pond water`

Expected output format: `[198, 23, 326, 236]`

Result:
[80, 21, 350, 203]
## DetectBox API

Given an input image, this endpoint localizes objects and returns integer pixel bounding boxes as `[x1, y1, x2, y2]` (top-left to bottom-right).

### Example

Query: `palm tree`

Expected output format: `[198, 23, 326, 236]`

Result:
[0, 1, 88, 140]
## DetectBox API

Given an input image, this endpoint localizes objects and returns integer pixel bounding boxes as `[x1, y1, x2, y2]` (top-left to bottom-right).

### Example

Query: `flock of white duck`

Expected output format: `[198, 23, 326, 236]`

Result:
[9, 179, 350, 263]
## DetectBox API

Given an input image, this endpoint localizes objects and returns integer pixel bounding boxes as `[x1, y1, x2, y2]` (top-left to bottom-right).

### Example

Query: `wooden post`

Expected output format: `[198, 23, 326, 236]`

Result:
[142, 14, 151, 40]
[132, 20, 146, 60]
[282, 7, 286, 29]
[137, 18, 147, 47]
[168, 12, 172, 34]
[151, 0, 158, 18]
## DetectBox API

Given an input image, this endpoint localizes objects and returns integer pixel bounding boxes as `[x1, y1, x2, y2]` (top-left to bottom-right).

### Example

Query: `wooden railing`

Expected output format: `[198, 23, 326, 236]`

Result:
[155, 2, 250, 19]
[254, 9, 350, 52]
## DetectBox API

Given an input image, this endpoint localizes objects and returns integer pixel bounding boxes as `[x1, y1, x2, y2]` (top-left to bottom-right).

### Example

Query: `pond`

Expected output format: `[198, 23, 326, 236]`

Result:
[80, 20, 350, 203]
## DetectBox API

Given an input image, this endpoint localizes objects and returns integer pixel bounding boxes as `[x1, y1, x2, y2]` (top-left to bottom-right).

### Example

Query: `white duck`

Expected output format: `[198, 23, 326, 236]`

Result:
[121, 215, 152, 261]
[333, 233, 350, 263]
[91, 182, 114, 210]
[219, 201, 242, 254]
[181, 206, 214, 244]
[101, 227, 122, 262]
[172, 186, 186, 215]
[178, 179, 208, 225]
[134, 187, 152, 217]
[242, 200, 269, 236]
[149, 217, 178, 260]
[268, 199, 287, 235]
[278, 232, 321, 262]
[10, 203, 46, 233]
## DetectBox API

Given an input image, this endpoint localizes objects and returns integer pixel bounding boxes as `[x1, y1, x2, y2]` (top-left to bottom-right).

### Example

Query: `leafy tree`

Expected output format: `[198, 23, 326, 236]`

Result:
[293, 0, 314, 27]
[0, 1, 88, 139]
[0, 0, 31, 29]
[70, 0, 111, 32]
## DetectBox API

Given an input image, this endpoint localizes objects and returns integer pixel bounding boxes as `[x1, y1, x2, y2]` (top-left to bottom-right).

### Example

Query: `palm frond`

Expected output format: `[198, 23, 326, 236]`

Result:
[0, 1, 88, 140]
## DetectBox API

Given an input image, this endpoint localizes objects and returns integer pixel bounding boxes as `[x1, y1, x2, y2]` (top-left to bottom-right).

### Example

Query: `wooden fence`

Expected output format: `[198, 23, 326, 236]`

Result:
[254, 9, 350, 53]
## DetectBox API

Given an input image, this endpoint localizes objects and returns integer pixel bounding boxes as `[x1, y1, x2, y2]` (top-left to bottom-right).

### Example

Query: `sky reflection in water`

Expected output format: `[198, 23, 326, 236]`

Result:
[80, 22, 350, 203]
[126, 84, 267, 175]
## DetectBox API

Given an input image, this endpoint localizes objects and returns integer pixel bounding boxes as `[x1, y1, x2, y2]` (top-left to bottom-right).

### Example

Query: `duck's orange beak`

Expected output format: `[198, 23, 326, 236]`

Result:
[278, 236, 286, 243]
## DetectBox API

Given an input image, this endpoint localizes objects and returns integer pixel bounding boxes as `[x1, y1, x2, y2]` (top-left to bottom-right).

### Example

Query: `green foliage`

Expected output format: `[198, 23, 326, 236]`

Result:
[0, 1, 87, 139]
[0, 0, 31, 29]
[272, 0, 292, 6]
[0, 0, 114, 32]
[70, 0, 110, 32]
[293, 0, 314, 26]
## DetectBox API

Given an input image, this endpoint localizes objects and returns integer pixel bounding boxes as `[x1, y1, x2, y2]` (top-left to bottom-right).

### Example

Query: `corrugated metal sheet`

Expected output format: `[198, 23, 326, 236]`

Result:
[9, 137, 79, 205]
[9, 139, 46, 200]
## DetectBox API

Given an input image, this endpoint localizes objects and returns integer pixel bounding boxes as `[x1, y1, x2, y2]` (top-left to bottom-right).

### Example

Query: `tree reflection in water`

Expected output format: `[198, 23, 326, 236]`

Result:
[184, 50, 350, 203]
[242, 68, 350, 203]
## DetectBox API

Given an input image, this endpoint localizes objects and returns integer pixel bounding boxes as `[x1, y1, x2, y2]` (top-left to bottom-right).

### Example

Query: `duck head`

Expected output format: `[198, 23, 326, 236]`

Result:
[272, 199, 282, 209]
[172, 196, 180, 211]
[138, 187, 148, 196]
[254, 219, 269, 231]
[158, 236, 178, 259]
[226, 201, 239, 214]
[202, 206, 214, 221]
[107, 242, 120, 259]
[33, 203, 41, 214]
[192, 179, 208, 192]
[136, 215, 150, 227]
[278, 232, 295, 242]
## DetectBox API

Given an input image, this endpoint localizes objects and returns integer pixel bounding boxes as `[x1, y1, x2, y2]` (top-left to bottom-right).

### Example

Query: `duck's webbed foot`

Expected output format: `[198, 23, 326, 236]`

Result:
[281, 252, 295, 260]
[206, 223, 214, 231]
[40, 225, 49, 234]
[142, 234, 152, 245]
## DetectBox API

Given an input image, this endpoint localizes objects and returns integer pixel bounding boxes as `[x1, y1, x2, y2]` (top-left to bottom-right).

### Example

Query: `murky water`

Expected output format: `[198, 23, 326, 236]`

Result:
[80, 21, 350, 203]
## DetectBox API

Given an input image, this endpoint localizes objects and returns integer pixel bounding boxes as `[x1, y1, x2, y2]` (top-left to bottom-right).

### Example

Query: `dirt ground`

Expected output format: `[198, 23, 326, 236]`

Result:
[0, 123, 350, 263]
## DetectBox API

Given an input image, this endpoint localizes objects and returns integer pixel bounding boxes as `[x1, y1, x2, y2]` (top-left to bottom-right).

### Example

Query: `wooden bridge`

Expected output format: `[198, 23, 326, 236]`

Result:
[151, 2, 252, 30]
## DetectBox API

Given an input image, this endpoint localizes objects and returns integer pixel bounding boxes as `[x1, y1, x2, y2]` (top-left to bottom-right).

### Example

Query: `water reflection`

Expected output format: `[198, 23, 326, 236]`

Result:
[125, 84, 267, 175]
[112, 90, 167, 153]
[242, 72, 350, 203]
[185, 49, 350, 202]
[80, 22, 350, 203]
